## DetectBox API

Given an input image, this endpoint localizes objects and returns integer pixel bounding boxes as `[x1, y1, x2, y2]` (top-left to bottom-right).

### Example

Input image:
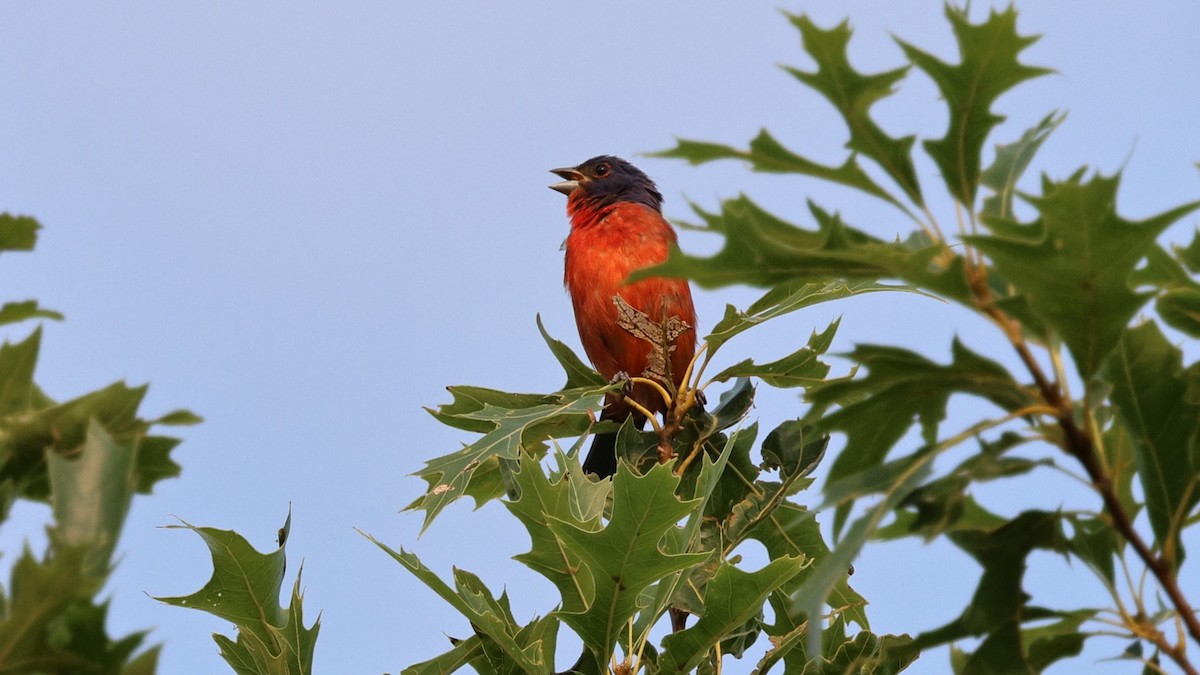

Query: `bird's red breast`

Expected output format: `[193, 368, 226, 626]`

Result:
[563, 190, 697, 416]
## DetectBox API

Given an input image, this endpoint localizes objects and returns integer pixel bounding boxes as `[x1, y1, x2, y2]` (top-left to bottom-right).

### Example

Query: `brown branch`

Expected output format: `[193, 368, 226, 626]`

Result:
[967, 262, 1200, 673]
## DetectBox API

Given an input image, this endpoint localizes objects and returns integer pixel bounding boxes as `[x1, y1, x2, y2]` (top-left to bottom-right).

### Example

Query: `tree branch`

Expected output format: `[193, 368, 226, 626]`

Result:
[968, 263, 1200, 673]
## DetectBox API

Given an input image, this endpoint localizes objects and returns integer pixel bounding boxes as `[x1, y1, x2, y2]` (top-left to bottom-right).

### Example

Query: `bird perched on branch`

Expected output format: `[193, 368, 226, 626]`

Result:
[550, 156, 698, 477]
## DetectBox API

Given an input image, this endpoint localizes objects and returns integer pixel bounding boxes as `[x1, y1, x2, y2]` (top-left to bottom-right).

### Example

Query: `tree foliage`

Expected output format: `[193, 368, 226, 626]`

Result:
[0, 214, 199, 673]
[148, 4, 1200, 674]
[389, 4, 1200, 674]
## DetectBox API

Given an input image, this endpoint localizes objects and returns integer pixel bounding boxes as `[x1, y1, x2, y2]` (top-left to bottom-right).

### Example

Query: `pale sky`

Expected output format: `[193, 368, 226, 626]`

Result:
[1, 2, 1198, 673]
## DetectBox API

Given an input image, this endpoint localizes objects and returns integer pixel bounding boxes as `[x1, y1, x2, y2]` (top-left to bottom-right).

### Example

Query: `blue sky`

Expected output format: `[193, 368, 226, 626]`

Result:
[1, 2, 1198, 673]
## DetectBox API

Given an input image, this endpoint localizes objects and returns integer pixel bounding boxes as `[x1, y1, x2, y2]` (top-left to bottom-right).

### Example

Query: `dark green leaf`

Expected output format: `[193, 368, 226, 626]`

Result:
[1157, 288, 1200, 337]
[807, 339, 1033, 489]
[980, 112, 1065, 218]
[658, 558, 802, 673]
[713, 319, 837, 389]
[1104, 321, 1200, 567]
[0, 300, 63, 326]
[910, 511, 1068, 663]
[785, 14, 923, 208]
[760, 420, 828, 481]
[0, 213, 40, 253]
[898, 6, 1052, 205]
[653, 129, 907, 214]
[970, 173, 1200, 380]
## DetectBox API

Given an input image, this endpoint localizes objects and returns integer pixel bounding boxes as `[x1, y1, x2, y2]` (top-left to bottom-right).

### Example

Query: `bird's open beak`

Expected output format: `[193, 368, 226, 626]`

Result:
[549, 167, 585, 195]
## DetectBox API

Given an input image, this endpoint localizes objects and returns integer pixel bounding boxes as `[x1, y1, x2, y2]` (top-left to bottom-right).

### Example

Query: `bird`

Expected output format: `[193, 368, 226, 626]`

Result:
[550, 156, 698, 478]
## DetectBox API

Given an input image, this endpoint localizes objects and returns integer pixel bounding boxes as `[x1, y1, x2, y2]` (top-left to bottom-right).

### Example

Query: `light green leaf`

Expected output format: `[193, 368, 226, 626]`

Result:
[157, 511, 319, 675]
[506, 452, 606, 618]
[47, 420, 138, 580]
[796, 450, 934, 657]
[365, 538, 550, 674]
[401, 636, 485, 675]
[151, 409, 204, 426]
[410, 385, 610, 532]
[1156, 288, 1200, 337]
[898, 6, 1052, 206]
[547, 462, 708, 661]
[0, 327, 41, 415]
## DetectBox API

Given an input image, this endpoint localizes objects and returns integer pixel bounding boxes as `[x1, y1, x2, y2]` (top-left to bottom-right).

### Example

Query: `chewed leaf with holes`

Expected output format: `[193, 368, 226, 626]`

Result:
[156, 512, 319, 674]
[409, 384, 611, 532]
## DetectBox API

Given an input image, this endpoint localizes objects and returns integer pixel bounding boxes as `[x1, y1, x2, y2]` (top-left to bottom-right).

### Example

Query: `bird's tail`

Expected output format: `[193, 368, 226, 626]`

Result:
[582, 404, 643, 478]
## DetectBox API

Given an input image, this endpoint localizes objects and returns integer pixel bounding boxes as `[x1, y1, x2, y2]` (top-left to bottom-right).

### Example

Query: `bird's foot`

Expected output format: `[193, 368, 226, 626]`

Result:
[610, 370, 634, 396]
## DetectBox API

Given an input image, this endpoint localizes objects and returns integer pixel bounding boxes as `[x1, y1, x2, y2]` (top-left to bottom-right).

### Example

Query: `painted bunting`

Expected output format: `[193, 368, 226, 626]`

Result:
[550, 156, 697, 477]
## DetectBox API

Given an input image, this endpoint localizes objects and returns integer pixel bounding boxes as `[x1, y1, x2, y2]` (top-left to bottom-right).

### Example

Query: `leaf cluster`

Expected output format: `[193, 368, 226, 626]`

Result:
[0, 214, 200, 674]
[399, 4, 1200, 674]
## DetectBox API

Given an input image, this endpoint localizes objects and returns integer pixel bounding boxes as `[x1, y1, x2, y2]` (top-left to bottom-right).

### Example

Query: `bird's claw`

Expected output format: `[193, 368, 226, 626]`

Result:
[610, 370, 634, 395]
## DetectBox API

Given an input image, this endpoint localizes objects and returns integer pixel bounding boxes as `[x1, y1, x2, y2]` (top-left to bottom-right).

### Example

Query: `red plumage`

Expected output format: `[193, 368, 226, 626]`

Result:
[551, 156, 697, 477]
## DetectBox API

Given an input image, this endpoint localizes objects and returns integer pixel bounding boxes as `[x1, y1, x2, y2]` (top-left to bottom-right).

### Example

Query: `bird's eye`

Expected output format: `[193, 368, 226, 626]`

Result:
[594, 163, 610, 177]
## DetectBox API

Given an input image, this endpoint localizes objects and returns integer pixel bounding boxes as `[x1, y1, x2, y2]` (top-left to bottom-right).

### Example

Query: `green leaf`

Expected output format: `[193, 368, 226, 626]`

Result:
[47, 421, 138, 580]
[547, 462, 708, 662]
[653, 130, 907, 214]
[402, 636, 485, 675]
[0, 327, 41, 415]
[980, 112, 1065, 218]
[506, 452, 607, 618]
[410, 384, 610, 532]
[537, 314, 605, 389]
[897, 6, 1052, 205]
[0, 300, 63, 326]
[0, 213, 41, 253]
[908, 511, 1069, 666]
[151, 409, 204, 426]
[760, 420, 828, 481]
[658, 558, 802, 673]
[211, 568, 321, 675]
[157, 511, 319, 675]
[970, 173, 1200, 381]
[784, 14, 923, 208]
[796, 450, 934, 657]
[366, 539, 550, 674]
[1177, 228, 1200, 273]
[712, 319, 837, 388]
[1156, 288, 1200, 337]
[807, 339, 1033, 489]
[0, 544, 97, 670]
[1104, 321, 1200, 567]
